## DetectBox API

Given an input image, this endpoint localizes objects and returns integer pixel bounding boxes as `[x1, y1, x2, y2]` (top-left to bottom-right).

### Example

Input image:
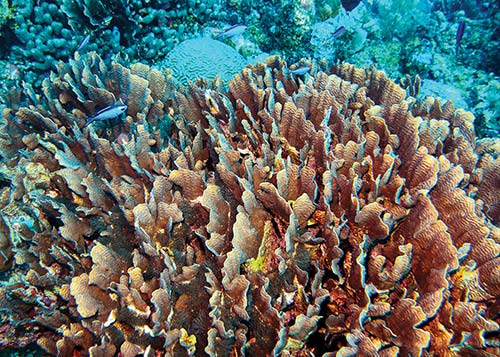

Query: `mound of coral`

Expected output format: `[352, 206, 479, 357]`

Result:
[0, 53, 499, 356]
[163, 38, 247, 85]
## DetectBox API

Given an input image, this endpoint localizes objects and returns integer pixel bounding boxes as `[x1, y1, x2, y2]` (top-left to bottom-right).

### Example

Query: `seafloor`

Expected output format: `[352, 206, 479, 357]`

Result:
[0, 0, 499, 356]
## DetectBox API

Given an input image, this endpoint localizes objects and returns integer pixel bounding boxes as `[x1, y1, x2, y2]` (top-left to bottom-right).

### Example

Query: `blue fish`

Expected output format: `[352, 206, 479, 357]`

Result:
[290, 65, 310, 76]
[83, 100, 127, 128]
[216, 24, 247, 39]
[332, 26, 346, 38]
[77, 34, 91, 52]
[455, 21, 466, 55]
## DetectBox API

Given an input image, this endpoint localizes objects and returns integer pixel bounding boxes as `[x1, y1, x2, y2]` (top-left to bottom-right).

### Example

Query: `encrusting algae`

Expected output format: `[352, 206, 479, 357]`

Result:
[0, 52, 499, 356]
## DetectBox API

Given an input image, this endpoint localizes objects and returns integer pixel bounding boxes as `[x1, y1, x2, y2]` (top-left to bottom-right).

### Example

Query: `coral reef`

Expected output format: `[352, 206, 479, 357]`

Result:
[59, 0, 219, 61]
[372, 0, 432, 41]
[0, 53, 499, 355]
[2, 0, 498, 140]
[432, 0, 500, 74]
[0, 0, 246, 89]
[0, 0, 16, 29]
[223, 0, 317, 62]
[162, 38, 247, 85]
[2, 0, 117, 88]
[472, 77, 500, 138]
[309, 0, 500, 138]
[310, 5, 371, 64]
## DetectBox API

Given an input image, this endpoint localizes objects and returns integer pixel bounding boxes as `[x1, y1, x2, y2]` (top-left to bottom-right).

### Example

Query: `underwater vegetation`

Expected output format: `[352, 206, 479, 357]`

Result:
[0, 51, 499, 355]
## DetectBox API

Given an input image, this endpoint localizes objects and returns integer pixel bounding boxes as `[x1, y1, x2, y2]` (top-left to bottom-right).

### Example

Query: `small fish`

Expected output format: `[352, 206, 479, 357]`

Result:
[84, 100, 127, 128]
[332, 26, 346, 38]
[77, 34, 91, 52]
[455, 21, 466, 55]
[290, 65, 310, 76]
[216, 24, 247, 39]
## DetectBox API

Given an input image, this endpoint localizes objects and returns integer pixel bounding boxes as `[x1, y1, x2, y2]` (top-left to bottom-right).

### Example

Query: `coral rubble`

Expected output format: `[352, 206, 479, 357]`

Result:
[0, 53, 499, 355]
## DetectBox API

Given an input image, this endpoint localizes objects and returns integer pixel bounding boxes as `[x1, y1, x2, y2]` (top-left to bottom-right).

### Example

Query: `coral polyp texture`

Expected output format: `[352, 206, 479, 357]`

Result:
[163, 38, 247, 85]
[0, 52, 499, 356]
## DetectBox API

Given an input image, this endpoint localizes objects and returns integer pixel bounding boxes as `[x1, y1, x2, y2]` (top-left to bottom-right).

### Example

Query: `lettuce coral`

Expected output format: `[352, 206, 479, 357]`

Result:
[0, 53, 499, 355]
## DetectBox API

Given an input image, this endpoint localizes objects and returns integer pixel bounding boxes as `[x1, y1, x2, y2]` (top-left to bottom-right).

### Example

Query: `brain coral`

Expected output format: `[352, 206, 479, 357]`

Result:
[0, 52, 499, 356]
[163, 38, 247, 85]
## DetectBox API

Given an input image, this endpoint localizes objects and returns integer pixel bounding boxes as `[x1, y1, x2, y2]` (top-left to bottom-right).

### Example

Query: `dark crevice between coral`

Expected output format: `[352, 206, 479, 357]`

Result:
[0, 28, 20, 59]
[0, 172, 10, 188]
